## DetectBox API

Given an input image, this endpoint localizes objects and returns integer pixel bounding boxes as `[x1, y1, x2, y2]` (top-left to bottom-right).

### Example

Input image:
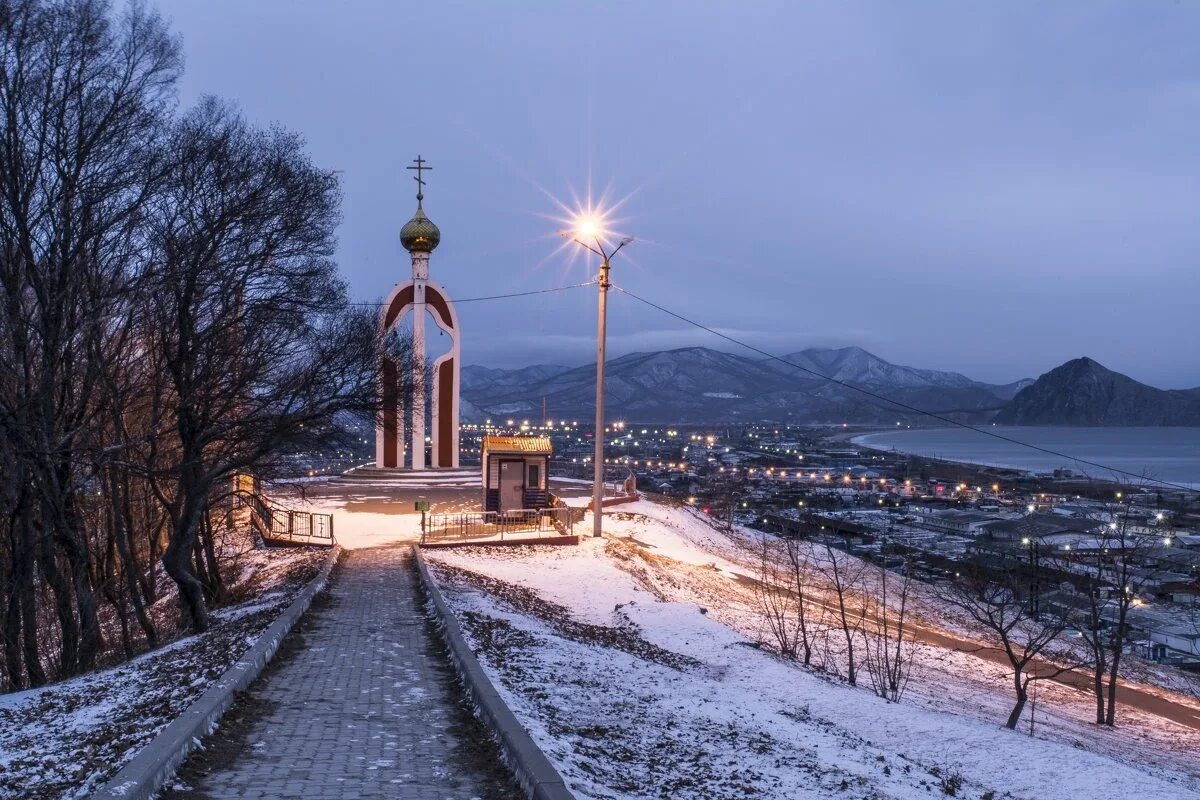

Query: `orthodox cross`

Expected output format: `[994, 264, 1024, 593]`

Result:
[407, 155, 431, 203]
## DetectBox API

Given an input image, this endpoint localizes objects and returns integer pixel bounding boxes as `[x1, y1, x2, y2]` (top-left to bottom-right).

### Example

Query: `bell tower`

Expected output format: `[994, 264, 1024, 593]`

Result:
[376, 156, 461, 469]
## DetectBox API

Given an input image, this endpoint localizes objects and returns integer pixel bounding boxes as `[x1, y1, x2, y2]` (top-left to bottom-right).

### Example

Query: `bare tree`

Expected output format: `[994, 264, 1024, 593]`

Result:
[755, 534, 800, 658]
[1073, 542, 1112, 727]
[862, 559, 916, 703]
[143, 99, 379, 632]
[936, 558, 1077, 729]
[1070, 492, 1165, 726]
[0, 0, 180, 680]
[817, 537, 867, 685]
[0, 2, 390, 687]
[782, 536, 821, 667]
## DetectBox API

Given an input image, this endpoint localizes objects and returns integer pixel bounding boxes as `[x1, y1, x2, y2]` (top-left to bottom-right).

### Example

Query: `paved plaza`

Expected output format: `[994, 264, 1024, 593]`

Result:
[167, 545, 518, 800]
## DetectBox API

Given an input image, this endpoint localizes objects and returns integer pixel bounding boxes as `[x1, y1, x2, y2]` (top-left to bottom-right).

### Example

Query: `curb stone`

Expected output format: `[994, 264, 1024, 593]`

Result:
[414, 546, 577, 800]
[90, 546, 341, 800]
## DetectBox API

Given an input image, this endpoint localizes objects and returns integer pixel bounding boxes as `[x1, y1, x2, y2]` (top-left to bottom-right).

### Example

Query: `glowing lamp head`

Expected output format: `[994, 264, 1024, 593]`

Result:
[572, 214, 604, 242]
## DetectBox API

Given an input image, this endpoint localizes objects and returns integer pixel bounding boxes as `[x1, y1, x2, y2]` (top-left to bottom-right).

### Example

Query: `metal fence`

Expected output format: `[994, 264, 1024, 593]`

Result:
[423, 506, 582, 544]
[550, 462, 638, 498]
[245, 493, 335, 546]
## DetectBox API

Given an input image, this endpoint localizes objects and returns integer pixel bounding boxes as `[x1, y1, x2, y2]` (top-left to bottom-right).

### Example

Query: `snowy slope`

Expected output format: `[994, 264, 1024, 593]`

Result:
[427, 500, 1200, 800]
[0, 549, 326, 800]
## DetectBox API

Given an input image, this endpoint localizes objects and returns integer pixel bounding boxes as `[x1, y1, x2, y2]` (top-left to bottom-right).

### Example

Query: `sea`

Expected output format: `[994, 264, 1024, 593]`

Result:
[851, 426, 1200, 490]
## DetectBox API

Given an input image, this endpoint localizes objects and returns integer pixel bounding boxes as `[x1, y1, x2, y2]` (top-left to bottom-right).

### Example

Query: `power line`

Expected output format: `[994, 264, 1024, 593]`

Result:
[348, 281, 595, 307]
[614, 284, 1196, 494]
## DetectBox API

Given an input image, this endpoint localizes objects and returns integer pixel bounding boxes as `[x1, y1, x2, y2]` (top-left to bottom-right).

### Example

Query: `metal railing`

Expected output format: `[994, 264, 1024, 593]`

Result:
[244, 492, 335, 546]
[551, 462, 638, 497]
[422, 506, 582, 545]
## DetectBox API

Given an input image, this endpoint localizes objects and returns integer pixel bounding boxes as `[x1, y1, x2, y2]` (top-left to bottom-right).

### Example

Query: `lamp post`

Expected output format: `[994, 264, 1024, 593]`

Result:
[1022, 536, 1040, 615]
[562, 219, 632, 538]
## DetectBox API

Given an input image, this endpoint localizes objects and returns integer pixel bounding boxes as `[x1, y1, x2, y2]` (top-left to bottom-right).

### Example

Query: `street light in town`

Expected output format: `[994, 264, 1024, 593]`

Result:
[1022, 535, 1041, 614]
[561, 214, 633, 538]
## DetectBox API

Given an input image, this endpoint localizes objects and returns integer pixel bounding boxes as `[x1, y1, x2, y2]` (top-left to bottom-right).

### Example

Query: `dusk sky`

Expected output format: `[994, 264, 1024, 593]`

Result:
[162, 1, 1200, 388]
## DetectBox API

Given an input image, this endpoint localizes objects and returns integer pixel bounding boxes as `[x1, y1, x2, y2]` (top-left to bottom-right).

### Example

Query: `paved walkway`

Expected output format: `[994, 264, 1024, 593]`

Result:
[169, 546, 517, 800]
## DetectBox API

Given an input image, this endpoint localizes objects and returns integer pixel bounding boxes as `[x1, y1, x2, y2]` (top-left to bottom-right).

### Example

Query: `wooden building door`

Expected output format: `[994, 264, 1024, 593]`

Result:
[498, 460, 525, 512]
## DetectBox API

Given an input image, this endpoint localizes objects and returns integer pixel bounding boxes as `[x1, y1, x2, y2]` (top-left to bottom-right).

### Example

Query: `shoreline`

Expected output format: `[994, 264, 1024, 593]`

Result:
[849, 426, 1200, 492]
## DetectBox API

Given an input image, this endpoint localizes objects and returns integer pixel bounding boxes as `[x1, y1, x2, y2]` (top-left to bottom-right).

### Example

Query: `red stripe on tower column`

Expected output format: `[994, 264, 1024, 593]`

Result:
[382, 357, 398, 467]
[438, 358, 454, 466]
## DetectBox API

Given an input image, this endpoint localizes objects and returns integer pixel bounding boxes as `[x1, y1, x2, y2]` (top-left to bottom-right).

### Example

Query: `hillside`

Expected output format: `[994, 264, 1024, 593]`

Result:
[424, 499, 1200, 799]
[995, 357, 1200, 426]
[462, 346, 1025, 424]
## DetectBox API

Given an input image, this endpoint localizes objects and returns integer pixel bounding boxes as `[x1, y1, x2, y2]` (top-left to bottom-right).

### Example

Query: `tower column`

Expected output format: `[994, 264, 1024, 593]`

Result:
[410, 251, 429, 470]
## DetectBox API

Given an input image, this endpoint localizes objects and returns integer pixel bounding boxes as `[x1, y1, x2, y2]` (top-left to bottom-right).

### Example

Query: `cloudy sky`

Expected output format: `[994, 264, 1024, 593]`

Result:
[162, 1, 1199, 388]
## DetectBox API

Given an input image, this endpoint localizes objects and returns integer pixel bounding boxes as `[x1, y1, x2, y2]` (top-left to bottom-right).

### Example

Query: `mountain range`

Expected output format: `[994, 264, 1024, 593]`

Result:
[462, 346, 1032, 425]
[462, 347, 1200, 426]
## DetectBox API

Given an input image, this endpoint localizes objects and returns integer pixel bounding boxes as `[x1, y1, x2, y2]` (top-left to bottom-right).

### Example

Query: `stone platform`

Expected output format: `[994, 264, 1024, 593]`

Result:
[338, 466, 481, 488]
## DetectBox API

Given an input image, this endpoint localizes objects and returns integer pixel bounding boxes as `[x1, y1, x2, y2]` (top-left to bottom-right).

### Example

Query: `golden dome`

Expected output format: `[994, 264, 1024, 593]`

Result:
[400, 202, 440, 253]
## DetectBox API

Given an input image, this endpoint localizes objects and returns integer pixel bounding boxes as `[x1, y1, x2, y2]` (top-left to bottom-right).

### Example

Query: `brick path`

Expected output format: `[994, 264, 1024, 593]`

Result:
[170, 546, 517, 800]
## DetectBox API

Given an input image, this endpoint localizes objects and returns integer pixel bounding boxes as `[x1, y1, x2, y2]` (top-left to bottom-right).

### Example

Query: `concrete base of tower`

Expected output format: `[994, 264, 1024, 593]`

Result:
[342, 465, 480, 488]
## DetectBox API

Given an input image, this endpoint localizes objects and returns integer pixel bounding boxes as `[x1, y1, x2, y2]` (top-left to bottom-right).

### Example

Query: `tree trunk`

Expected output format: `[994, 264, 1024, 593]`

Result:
[163, 538, 210, 634]
[142, 512, 164, 605]
[191, 530, 211, 594]
[1105, 628, 1124, 726]
[3, 577, 23, 690]
[164, 491, 211, 633]
[37, 532, 80, 678]
[200, 510, 224, 603]
[114, 519, 158, 647]
[1093, 667, 1106, 725]
[1006, 675, 1028, 730]
[17, 516, 45, 687]
[68, 542, 103, 673]
[43, 477, 104, 674]
[112, 473, 157, 645]
[20, 577, 45, 688]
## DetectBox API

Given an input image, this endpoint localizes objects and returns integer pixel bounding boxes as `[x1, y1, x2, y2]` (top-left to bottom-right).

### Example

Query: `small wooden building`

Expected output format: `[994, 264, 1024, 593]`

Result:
[482, 435, 551, 512]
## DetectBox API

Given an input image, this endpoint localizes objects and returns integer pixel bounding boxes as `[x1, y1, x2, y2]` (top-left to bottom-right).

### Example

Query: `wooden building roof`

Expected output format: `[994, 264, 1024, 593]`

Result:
[482, 435, 553, 454]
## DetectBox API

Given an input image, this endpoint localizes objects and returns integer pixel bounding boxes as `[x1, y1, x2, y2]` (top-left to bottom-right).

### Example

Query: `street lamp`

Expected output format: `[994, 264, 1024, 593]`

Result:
[561, 215, 633, 538]
[1022, 535, 1041, 614]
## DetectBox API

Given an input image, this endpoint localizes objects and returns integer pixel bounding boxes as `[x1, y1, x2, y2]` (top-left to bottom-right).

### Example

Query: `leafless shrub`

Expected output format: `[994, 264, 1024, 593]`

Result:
[862, 559, 917, 703]
[816, 539, 868, 686]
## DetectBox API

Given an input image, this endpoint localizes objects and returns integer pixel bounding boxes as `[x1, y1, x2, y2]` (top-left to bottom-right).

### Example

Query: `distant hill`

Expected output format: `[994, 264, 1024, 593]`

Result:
[462, 346, 1026, 424]
[461, 364, 571, 392]
[994, 357, 1200, 426]
[773, 346, 983, 390]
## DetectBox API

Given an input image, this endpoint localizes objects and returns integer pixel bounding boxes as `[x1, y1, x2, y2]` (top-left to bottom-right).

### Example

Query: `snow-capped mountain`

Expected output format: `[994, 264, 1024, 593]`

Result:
[771, 346, 982, 390]
[462, 346, 1027, 424]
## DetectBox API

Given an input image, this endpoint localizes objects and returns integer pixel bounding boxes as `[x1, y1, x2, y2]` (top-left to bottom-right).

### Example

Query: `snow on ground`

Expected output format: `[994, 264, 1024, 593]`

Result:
[0, 548, 326, 800]
[275, 484, 426, 550]
[313, 506, 424, 550]
[275, 473, 593, 549]
[426, 498, 1200, 800]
